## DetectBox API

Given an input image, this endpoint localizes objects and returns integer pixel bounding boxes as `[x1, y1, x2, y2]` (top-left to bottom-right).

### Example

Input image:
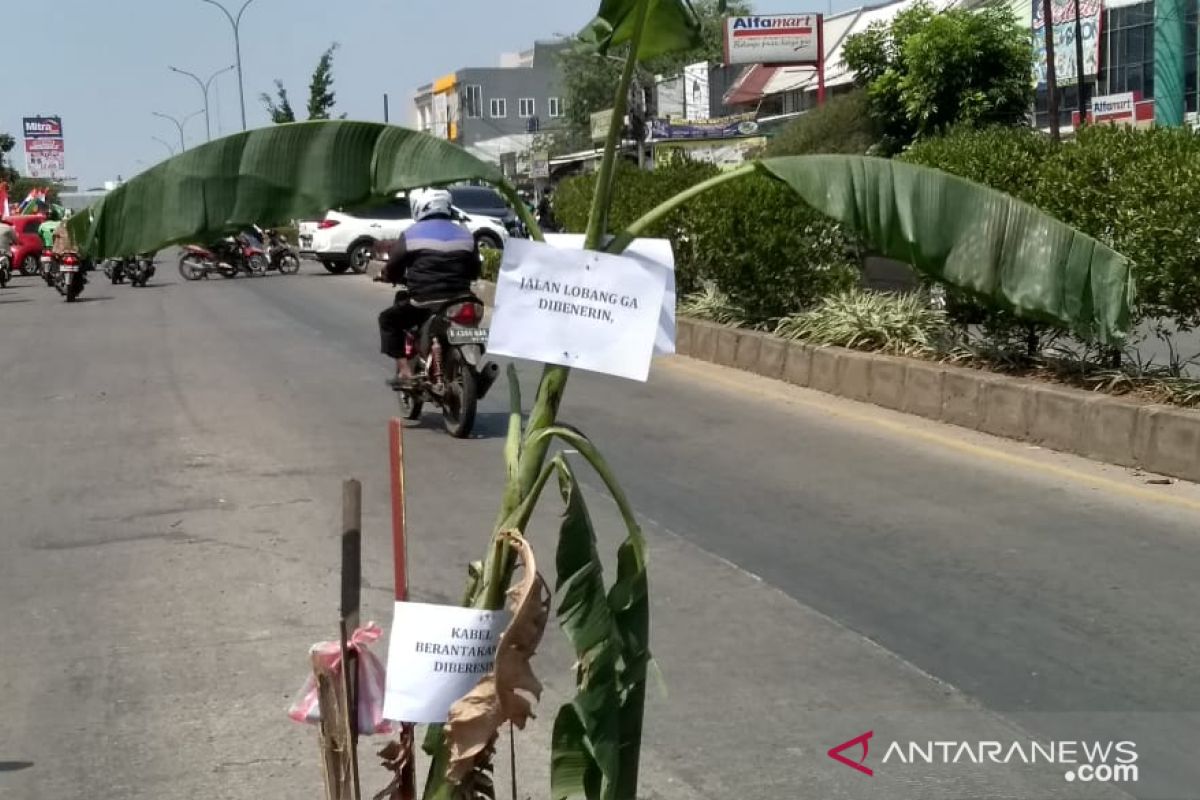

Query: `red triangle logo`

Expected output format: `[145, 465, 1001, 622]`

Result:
[827, 730, 874, 776]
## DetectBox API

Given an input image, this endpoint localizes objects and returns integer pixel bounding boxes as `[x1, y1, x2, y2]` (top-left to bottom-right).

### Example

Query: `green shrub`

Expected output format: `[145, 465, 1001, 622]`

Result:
[553, 156, 719, 240]
[682, 172, 859, 320]
[775, 287, 948, 355]
[555, 157, 859, 322]
[903, 125, 1200, 331]
[764, 88, 879, 157]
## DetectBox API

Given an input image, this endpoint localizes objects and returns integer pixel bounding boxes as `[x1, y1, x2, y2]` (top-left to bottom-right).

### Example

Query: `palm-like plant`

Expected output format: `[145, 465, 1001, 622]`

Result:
[67, 1, 1135, 798]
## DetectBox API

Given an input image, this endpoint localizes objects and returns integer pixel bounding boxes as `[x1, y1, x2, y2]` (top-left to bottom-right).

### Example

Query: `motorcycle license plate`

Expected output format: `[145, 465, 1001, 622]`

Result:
[447, 327, 488, 345]
[60, 263, 80, 273]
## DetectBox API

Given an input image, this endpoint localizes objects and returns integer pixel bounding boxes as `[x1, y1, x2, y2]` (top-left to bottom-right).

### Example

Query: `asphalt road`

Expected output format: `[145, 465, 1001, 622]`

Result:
[2, 260, 1199, 799]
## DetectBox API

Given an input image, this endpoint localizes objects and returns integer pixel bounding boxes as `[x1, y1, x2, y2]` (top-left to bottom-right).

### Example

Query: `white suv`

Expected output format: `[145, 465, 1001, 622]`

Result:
[298, 194, 508, 274]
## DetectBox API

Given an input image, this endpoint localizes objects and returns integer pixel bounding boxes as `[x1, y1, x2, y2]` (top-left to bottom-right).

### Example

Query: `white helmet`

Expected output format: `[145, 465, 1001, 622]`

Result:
[410, 188, 453, 221]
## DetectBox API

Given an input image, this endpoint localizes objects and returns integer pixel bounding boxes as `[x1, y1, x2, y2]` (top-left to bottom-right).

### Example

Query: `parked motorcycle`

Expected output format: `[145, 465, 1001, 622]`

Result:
[56, 252, 86, 302]
[261, 227, 300, 274]
[388, 289, 499, 438]
[178, 235, 265, 280]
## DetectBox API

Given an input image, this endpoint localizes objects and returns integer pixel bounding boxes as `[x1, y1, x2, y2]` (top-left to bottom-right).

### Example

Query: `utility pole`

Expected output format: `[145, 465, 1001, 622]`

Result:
[1042, 0, 1061, 140]
[1073, 0, 1087, 124]
[169, 65, 235, 141]
[153, 110, 204, 152]
[200, 0, 256, 130]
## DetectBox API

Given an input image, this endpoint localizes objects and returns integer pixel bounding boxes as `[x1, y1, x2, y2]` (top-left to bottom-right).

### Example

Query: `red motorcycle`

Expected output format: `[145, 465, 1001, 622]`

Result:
[178, 234, 266, 281]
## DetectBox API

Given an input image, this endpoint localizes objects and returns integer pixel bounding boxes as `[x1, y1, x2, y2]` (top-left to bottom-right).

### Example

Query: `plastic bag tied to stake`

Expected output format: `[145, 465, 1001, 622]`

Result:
[287, 622, 394, 735]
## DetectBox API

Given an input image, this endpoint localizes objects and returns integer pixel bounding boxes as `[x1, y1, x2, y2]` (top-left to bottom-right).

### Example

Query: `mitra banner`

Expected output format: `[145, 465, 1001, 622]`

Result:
[1033, 0, 1102, 87]
[22, 116, 65, 179]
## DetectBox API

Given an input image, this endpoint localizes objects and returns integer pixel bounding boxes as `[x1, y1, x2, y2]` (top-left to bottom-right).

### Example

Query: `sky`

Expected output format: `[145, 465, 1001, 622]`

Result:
[3, 0, 854, 188]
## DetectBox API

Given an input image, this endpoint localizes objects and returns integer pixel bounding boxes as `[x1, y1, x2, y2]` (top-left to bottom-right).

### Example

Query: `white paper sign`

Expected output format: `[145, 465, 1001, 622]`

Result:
[382, 601, 510, 723]
[543, 233, 676, 356]
[487, 239, 669, 382]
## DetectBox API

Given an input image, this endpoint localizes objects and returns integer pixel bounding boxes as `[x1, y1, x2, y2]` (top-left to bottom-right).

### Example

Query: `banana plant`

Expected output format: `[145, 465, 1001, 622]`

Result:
[68, 1, 1134, 798]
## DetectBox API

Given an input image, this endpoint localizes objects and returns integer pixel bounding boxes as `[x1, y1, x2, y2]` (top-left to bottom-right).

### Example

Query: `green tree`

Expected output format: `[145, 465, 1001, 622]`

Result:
[306, 42, 341, 120]
[258, 42, 343, 124]
[555, 0, 749, 154]
[763, 87, 879, 156]
[0, 133, 18, 183]
[842, 1, 1033, 153]
[260, 80, 296, 124]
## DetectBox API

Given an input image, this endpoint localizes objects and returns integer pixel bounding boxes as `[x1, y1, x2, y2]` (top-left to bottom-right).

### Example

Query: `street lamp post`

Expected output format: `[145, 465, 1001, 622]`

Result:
[169, 64, 235, 141]
[200, 0, 257, 130]
[151, 136, 177, 157]
[152, 109, 204, 152]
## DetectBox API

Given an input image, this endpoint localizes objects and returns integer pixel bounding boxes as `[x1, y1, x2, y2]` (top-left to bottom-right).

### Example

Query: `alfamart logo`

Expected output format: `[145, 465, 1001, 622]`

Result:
[827, 731, 1138, 785]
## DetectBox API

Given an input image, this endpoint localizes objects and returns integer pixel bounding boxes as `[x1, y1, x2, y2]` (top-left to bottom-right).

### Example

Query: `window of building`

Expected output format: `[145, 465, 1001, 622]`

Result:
[548, 97, 562, 117]
[518, 97, 536, 118]
[489, 98, 507, 118]
[463, 85, 482, 119]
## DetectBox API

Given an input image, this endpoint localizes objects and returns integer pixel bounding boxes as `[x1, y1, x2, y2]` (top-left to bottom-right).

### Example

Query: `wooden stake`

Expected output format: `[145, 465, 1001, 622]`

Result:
[341, 479, 363, 800]
[313, 644, 354, 799]
[389, 419, 409, 602]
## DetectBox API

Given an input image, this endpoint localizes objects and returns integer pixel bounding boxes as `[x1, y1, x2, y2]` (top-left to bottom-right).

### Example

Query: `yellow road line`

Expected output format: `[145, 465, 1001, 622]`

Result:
[662, 355, 1200, 516]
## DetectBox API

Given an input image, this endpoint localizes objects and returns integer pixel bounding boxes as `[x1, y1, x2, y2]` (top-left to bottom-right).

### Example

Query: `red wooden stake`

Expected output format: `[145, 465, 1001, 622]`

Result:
[389, 418, 409, 603]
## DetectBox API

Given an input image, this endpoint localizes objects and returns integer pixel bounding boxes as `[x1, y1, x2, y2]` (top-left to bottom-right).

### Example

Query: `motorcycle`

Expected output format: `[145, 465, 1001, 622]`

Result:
[105, 254, 156, 287]
[56, 252, 86, 302]
[388, 289, 499, 438]
[40, 249, 56, 286]
[127, 253, 156, 287]
[178, 236, 265, 280]
[261, 228, 300, 274]
[103, 257, 126, 284]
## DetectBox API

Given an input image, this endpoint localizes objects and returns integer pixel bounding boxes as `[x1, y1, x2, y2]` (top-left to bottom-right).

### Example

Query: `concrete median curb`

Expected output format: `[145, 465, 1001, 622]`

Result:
[675, 318, 1200, 483]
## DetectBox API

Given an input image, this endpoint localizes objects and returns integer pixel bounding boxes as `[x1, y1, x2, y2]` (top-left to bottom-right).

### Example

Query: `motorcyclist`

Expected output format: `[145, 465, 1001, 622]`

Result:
[38, 217, 61, 249]
[0, 219, 16, 259]
[377, 188, 480, 389]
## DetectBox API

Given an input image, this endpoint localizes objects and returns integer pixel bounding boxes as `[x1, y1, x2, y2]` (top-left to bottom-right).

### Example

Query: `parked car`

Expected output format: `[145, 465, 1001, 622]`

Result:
[297, 194, 509, 275]
[448, 185, 525, 238]
[3, 214, 47, 275]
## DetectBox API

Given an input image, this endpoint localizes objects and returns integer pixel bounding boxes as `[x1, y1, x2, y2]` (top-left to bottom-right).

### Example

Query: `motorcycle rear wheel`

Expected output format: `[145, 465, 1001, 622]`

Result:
[441, 349, 478, 438]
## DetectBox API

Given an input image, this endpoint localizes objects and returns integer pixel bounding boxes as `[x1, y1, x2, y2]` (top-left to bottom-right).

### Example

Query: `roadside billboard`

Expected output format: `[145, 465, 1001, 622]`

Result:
[723, 14, 823, 66]
[1033, 0, 1101, 87]
[23, 116, 65, 179]
[649, 114, 759, 140]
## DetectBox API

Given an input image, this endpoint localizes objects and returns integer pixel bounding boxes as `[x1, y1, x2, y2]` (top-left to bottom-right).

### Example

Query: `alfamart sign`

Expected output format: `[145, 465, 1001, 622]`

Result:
[724, 14, 823, 65]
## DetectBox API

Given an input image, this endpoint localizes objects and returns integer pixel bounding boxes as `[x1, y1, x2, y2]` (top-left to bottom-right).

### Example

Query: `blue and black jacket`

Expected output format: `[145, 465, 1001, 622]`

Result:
[383, 216, 479, 299]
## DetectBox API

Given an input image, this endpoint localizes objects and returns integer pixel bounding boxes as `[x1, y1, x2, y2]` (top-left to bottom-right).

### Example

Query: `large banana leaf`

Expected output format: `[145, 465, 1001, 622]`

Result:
[68, 121, 505, 260]
[578, 0, 702, 60]
[756, 156, 1135, 343]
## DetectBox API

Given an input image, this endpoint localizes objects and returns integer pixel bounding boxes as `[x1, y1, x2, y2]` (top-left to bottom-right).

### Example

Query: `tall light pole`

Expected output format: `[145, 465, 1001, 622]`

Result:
[200, 0, 256, 130]
[169, 64, 235, 141]
[151, 136, 177, 157]
[152, 109, 204, 152]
